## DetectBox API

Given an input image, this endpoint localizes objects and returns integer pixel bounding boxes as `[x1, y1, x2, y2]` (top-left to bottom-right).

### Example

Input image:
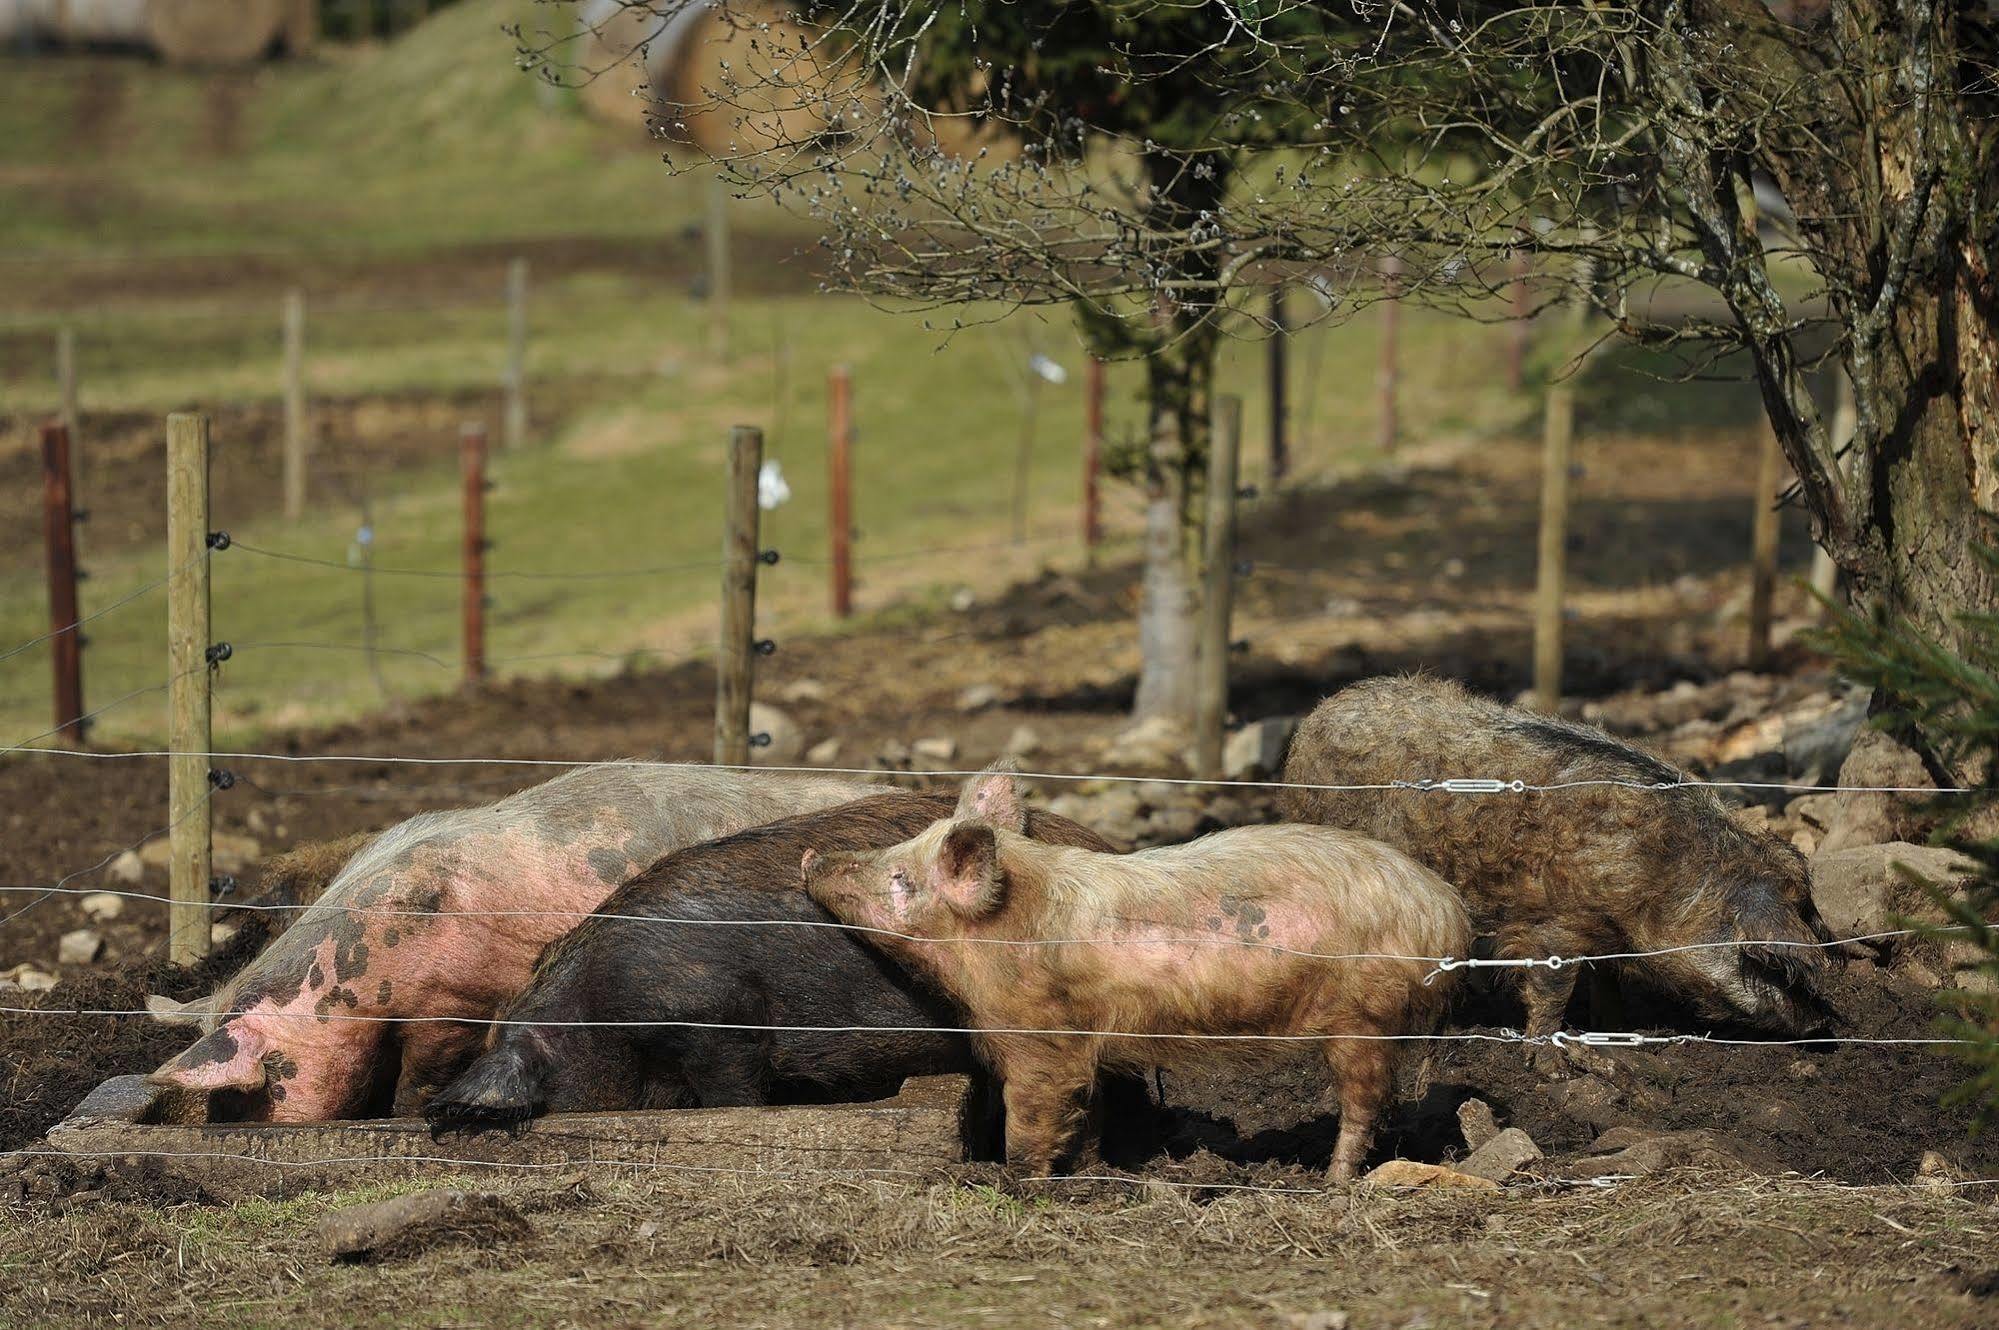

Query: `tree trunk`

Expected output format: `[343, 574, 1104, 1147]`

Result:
[1131, 331, 1216, 725]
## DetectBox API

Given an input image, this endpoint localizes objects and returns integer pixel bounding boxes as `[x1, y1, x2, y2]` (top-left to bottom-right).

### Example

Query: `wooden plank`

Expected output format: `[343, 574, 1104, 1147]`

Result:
[166, 412, 212, 964]
[48, 1074, 974, 1200]
[715, 425, 762, 766]
[1193, 395, 1242, 779]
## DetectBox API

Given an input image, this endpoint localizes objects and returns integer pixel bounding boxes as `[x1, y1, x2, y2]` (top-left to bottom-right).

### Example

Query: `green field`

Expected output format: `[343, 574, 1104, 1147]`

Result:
[0, 0, 1542, 749]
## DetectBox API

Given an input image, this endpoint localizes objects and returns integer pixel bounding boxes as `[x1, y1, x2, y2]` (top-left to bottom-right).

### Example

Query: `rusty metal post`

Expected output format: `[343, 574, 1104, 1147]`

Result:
[40, 421, 84, 743]
[716, 426, 763, 766]
[460, 422, 488, 686]
[828, 366, 854, 619]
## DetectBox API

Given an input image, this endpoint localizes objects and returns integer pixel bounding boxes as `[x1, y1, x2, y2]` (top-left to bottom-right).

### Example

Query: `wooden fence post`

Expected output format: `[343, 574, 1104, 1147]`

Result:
[1377, 256, 1402, 453]
[1267, 288, 1290, 484]
[715, 425, 762, 766]
[504, 257, 529, 450]
[56, 327, 78, 437]
[461, 422, 488, 685]
[1194, 395, 1243, 780]
[282, 288, 307, 519]
[1083, 356, 1104, 563]
[166, 412, 213, 965]
[1532, 267, 1595, 715]
[706, 177, 732, 360]
[40, 421, 84, 744]
[1748, 426, 1784, 669]
[828, 366, 854, 619]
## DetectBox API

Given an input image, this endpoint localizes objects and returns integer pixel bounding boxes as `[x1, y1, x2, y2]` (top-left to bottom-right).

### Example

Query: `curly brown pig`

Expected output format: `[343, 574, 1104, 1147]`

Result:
[802, 770, 1471, 1181]
[1281, 675, 1833, 1049]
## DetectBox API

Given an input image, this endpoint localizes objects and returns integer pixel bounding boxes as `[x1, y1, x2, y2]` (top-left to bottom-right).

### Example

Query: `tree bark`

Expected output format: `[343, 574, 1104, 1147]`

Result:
[1132, 330, 1216, 724]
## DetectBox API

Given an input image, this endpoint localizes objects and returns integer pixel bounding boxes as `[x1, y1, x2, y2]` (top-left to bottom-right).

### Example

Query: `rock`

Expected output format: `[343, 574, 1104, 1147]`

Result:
[78, 893, 125, 923]
[805, 737, 843, 766]
[1002, 724, 1043, 758]
[1361, 1160, 1499, 1190]
[1223, 716, 1297, 781]
[747, 702, 805, 765]
[1566, 1127, 1739, 1180]
[1916, 1150, 1960, 1194]
[212, 833, 261, 874]
[875, 738, 911, 767]
[1457, 1098, 1500, 1151]
[1103, 716, 1191, 774]
[1287, 1313, 1350, 1330]
[1810, 842, 1978, 939]
[1749, 1097, 1811, 1135]
[1457, 1128, 1543, 1183]
[1141, 806, 1202, 845]
[957, 684, 1001, 712]
[912, 736, 959, 763]
[1817, 730, 1936, 856]
[949, 587, 976, 613]
[106, 850, 144, 886]
[318, 1190, 530, 1261]
[1, 963, 58, 992]
[1781, 691, 1869, 785]
[1786, 1058, 1820, 1081]
[777, 678, 828, 705]
[146, 993, 214, 1027]
[56, 928, 103, 966]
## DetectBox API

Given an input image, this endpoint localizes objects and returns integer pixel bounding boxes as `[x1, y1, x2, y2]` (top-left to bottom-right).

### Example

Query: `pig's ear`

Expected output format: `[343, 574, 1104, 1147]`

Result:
[931, 823, 1005, 918]
[955, 760, 1027, 834]
[799, 848, 821, 887]
[147, 1022, 269, 1092]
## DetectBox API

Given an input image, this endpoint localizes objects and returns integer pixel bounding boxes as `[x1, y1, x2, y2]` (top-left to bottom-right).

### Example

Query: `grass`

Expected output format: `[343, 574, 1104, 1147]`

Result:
[0, 0, 1570, 749]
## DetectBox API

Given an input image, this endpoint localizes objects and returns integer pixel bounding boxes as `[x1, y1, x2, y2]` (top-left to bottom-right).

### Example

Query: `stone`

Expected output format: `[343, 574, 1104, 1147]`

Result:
[805, 737, 843, 766]
[949, 587, 976, 613]
[1223, 716, 1297, 781]
[1456, 1098, 1500, 1151]
[1809, 842, 1977, 939]
[1, 963, 58, 992]
[875, 738, 911, 767]
[1141, 806, 1202, 845]
[1916, 1150, 1960, 1194]
[1002, 724, 1042, 758]
[1361, 1160, 1499, 1190]
[1287, 1313, 1350, 1330]
[957, 684, 1001, 712]
[1102, 716, 1192, 774]
[1817, 730, 1936, 856]
[1781, 691, 1869, 786]
[777, 679, 829, 705]
[56, 929, 103, 966]
[1457, 1127, 1543, 1183]
[318, 1189, 530, 1261]
[1566, 1127, 1738, 1180]
[146, 993, 212, 1027]
[78, 893, 125, 923]
[747, 702, 805, 765]
[912, 736, 959, 763]
[106, 850, 144, 886]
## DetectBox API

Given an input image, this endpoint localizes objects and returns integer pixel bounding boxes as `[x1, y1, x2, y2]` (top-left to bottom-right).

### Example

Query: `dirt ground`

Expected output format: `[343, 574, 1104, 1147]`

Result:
[2, 426, 1992, 1326]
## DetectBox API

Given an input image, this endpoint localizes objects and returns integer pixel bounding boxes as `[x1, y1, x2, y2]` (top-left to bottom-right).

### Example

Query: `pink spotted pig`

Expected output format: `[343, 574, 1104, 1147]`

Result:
[150, 763, 880, 1120]
[802, 770, 1471, 1181]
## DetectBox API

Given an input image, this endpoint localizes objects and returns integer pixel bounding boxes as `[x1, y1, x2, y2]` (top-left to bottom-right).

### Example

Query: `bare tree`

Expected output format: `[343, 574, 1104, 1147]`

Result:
[543, 0, 1996, 753]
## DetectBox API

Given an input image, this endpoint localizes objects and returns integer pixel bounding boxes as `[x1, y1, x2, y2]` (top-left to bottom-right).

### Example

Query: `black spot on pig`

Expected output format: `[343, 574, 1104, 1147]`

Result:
[589, 849, 630, 886]
[376, 980, 393, 1006]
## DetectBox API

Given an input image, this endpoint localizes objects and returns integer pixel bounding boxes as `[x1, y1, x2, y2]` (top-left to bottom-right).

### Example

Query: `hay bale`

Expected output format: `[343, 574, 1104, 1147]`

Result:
[146, 0, 286, 66]
[662, 1, 843, 159]
[573, 0, 671, 131]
